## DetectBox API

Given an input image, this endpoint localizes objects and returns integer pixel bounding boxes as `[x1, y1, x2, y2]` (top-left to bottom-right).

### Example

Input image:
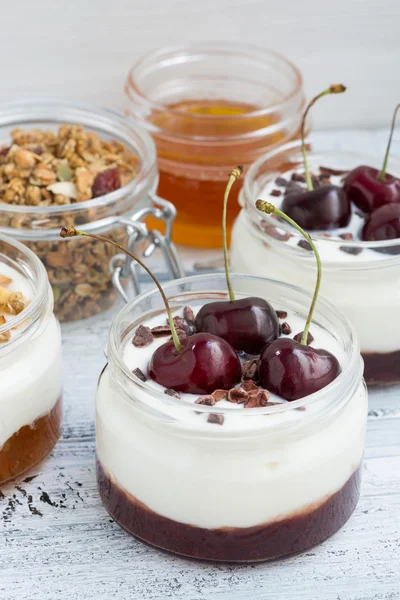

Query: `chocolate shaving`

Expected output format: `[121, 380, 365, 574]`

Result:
[164, 389, 180, 398]
[245, 389, 270, 408]
[151, 325, 171, 337]
[276, 310, 287, 319]
[339, 232, 354, 241]
[281, 322, 292, 335]
[183, 306, 195, 325]
[291, 172, 305, 183]
[317, 233, 332, 239]
[275, 176, 287, 187]
[227, 388, 247, 404]
[319, 165, 349, 176]
[194, 395, 215, 406]
[318, 173, 331, 181]
[132, 325, 153, 348]
[195, 395, 216, 406]
[207, 414, 224, 425]
[261, 221, 291, 242]
[270, 189, 282, 197]
[132, 367, 146, 382]
[242, 359, 258, 381]
[293, 331, 314, 344]
[211, 389, 228, 401]
[339, 232, 363, 256]
[298, 239, 312, 252]
[241, 379, 259, 392]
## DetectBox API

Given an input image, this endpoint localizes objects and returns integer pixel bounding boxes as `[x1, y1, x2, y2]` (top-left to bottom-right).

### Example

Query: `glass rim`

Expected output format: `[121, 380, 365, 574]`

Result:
[0, 98, 157, 217]
[107, 272, 362, 419]
[125, 42, 304, 122]
[244, 139, 400, 254]
[0, 232, 49, 349]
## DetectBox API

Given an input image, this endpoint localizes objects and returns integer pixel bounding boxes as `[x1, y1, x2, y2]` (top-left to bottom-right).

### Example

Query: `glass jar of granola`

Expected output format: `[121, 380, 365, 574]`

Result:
[0, 233, 62, 484]
[0, 100, 181, 322]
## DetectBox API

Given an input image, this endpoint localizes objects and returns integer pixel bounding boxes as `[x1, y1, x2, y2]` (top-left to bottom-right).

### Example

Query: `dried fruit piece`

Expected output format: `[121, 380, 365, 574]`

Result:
[92, 167, 121, 198]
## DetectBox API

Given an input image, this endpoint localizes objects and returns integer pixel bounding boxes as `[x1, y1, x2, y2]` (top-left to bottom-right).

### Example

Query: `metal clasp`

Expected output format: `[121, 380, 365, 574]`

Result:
[110, 193, 185, 304]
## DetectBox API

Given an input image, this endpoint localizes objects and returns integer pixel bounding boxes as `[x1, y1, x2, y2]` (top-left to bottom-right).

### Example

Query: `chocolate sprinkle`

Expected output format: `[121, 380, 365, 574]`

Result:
[195, 395, 215, 406]
[151, 325, 171, 337]
[281, 322, 292, 335]
[339, 232, 363, 256]
[294, 331, 314, 344]
[319, 165, 349, 176]
[291, 172, 306, 183]
[275, 176, 287, 187]
[183, 306, 195, 325]
[261, 222, 291, 242]
[207, 413, 224, 425]
[276, 310, 288, 319]
[132, 325, 153, 348]
[164, 389, 180, 398]
[270, 189, 282, 197]
[298, 239, 312, 252]
[133, 367, 146, 382]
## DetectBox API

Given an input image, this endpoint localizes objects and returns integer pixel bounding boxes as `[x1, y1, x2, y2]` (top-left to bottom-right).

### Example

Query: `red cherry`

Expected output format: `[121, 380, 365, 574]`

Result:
[362, 203, 400, 254]
[92, 167, 121, 198]
[148, 332, 242, 395]
[258, 338, 340, 401]
[281, 185, 351, 230]
[194, 297, 279, 355]
[344, 165, 400, 213]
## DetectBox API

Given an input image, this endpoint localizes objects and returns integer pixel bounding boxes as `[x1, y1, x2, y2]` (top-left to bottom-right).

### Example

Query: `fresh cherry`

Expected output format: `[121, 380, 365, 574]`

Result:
[282, 184, 350, 230]
[344, 104, 400, 212]
[361, 203, 400, 254]
[344, 166, 400, 213]
[194, 296, 279, 355]
[148, 332, 241, 395]
[258, 338, 340, 401]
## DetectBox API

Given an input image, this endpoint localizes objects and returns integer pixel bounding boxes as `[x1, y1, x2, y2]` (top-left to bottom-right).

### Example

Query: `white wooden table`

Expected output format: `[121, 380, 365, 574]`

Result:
[1, 131, 400, 600]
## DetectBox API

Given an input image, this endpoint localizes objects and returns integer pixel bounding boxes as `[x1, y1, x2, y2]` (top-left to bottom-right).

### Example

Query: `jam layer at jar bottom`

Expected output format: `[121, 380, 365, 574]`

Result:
[362, 351, 400, 386]
[0, 397, 62, 485]
[97, 460, 361, 562]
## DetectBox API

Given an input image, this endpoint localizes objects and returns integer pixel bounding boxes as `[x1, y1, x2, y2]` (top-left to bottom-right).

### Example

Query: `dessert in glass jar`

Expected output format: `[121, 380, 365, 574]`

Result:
[94, 271, 366, 561]
[124, 42, 307, 247]
[0, 99, 182, 322]
[231, 91, 400, 385]
[0, 234, 62, 484]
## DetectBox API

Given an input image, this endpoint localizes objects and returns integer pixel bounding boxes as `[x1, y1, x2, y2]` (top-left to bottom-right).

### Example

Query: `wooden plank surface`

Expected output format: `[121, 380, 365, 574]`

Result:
[1, 131, 400, 599]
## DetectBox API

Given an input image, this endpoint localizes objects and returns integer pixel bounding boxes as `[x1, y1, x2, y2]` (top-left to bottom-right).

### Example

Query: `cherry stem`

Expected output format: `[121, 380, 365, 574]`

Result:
[59, 226, 183, 353]
[379, 103, 400, 183]
[301, 84, 347, 191]
[223, 166, 243, 302]
[255, 200, 321, 346]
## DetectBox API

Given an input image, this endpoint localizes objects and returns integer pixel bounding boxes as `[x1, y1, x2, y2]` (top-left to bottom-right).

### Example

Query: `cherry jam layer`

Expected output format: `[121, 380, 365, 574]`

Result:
[362, 351, 400, 385]
[0, 397, 62, 485]
[97, 460, 361, 562]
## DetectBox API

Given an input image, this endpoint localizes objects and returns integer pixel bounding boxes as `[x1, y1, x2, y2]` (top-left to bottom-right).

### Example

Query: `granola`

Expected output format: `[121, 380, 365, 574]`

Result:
[0, 125, 140, 322]
[0, 276, 28, 343]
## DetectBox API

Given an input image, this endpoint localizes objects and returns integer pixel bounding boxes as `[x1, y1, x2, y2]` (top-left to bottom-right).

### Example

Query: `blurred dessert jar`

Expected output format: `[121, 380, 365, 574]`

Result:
[0, 100, 180, 322]
[231, 140, 400, 385]
[124, 42, 307, 248]
[0, 234, 62, 484]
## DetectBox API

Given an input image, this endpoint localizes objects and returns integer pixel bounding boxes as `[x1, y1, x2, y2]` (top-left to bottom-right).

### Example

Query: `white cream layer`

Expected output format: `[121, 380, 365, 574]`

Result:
[96, 304, 366, 529]
[0, 262, 62, 449]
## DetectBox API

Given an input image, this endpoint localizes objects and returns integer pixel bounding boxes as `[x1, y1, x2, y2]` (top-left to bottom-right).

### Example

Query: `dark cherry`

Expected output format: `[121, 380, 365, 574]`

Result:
[258, 338, 340, 401]
[281, 185, 351, 230]
[148, 332, 242, 395]
[92, 167, 121, 198]
[344, 165, 400, 213]
[362, 203, 400, 254]
[194, 297, 279, 355]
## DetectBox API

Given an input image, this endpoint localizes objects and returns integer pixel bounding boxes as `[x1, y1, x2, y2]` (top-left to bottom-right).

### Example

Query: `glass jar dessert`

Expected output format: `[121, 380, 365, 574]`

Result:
[95, 272, 366, 562]
[124, 43, 307, 248]
[231, 140, 400, 385]
[0, 100, 182, 322]
[0, 234, 62, 484]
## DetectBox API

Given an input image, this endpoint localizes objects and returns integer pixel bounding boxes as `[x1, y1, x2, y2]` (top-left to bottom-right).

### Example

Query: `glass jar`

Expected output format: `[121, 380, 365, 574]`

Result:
[124, 43, 307, 248]
[96, 273, 366, 562]
[231, 141, 400, 386]
[0, 100, 182, 322]
[0, 234, 62, 484]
